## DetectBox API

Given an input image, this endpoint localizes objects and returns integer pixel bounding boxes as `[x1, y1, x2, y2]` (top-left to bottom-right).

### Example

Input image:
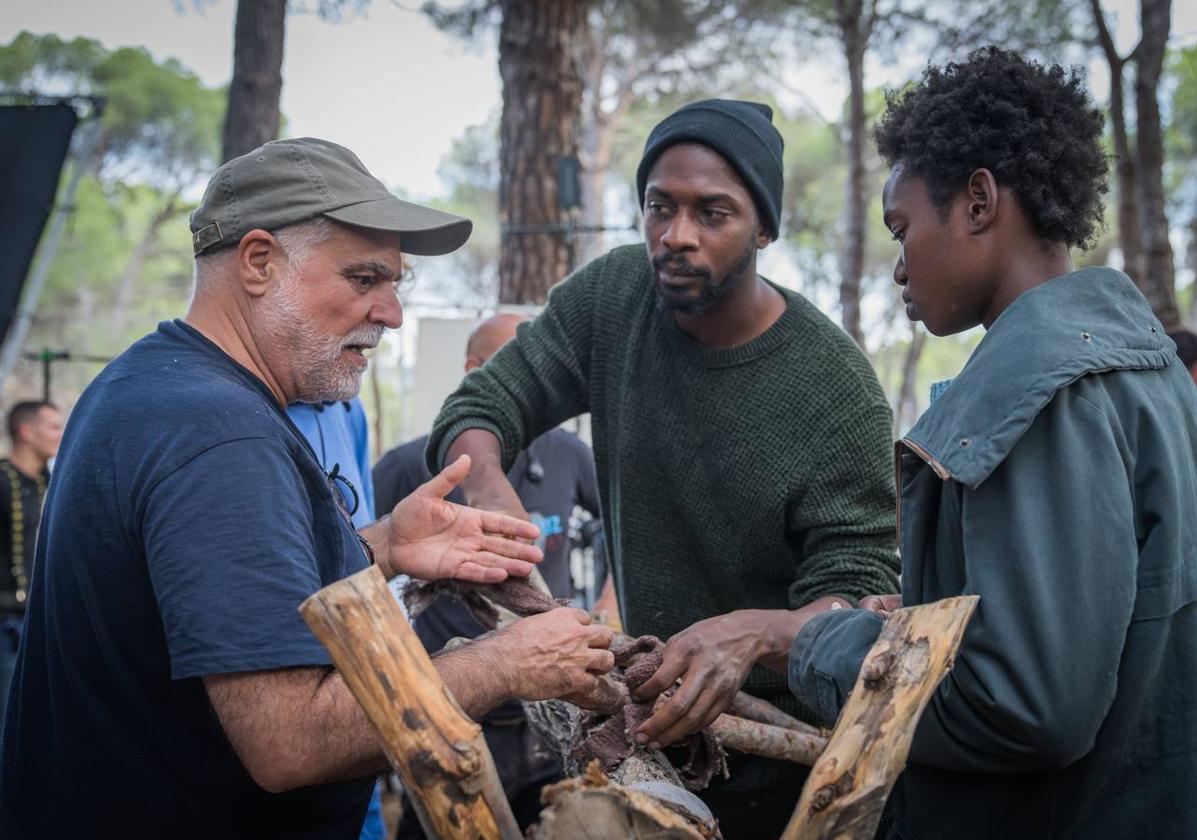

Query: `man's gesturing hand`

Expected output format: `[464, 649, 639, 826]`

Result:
[379, 454, 543, 582]
[499, 608, 616, 701]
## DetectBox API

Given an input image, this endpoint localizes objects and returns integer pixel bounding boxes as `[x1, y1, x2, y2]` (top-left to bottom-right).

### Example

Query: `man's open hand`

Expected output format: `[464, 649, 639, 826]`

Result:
[380, 454, 543, 582]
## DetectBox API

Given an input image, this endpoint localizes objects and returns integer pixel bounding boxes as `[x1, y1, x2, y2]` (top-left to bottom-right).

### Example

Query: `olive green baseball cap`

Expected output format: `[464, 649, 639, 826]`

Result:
[190, 137, 472, 257]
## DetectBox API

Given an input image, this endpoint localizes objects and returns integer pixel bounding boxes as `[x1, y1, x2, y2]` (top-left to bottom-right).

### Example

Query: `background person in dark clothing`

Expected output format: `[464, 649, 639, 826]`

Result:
[375, 313, 601, 834]
[0, 400, 63, 718]
[1168, 327, 1197, 385]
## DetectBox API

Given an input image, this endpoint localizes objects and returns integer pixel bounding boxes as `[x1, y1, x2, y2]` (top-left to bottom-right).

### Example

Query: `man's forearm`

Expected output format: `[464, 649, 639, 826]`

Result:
[444, 428, 508, 506]
[207, 640, 521, 793]
[749, 596, 853, 673]
[433, 636, 517, 718]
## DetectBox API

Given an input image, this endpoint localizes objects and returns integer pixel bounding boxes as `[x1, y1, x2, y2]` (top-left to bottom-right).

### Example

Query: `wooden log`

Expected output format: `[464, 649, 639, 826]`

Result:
[707, 714, 827, 766]
[781, 595, 979, 840]
[530, 761, 717, 840]
[300, 566, 521, 840]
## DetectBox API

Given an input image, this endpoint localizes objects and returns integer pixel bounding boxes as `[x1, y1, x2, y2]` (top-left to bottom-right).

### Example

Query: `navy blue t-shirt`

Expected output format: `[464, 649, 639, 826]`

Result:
[0, 320, 372, 839]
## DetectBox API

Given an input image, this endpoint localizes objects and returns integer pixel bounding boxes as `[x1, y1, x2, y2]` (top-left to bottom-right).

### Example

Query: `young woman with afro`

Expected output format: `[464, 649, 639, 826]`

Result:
[786, 47, 1197, 839]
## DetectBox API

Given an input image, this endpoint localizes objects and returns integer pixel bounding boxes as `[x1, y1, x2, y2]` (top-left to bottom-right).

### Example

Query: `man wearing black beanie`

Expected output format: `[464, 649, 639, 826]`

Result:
[428, 99, 898, 837]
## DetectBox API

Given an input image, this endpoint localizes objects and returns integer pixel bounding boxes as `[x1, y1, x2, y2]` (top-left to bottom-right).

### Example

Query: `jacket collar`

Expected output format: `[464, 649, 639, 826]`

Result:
[902, 267, 1173, 489]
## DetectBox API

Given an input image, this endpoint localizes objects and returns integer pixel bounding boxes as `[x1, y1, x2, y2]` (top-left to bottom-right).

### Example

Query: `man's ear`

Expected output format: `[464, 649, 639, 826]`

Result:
[966, 168, 999, 234]
[235, 229, 284, 298]
[756, 227, 772, 249]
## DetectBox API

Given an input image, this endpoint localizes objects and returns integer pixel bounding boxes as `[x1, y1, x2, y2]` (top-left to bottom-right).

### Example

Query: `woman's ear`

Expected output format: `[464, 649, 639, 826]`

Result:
[966, 168, 999, 234]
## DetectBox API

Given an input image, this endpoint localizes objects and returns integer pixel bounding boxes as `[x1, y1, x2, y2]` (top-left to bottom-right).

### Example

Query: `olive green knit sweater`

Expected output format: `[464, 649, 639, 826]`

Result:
[428, 244, 897, 798]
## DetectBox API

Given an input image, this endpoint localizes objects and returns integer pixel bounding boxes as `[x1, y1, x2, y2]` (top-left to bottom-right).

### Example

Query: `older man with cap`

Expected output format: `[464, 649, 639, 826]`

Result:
[0, 138, 614, 840]
[427, 100, 899, 836]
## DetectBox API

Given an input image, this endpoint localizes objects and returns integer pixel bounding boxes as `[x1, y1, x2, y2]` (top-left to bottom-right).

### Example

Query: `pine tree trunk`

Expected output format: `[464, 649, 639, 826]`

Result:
[1133, 0, 1179, 328]
[1188, 214, 1197, 324]
[222, 0, 286, 163]
[579, 114, 611, 265]
[497, 0, 587, 304]
[1090, 0, 1144, 287]
[840, 2, 869, 348]
[895, 322, 926, 434]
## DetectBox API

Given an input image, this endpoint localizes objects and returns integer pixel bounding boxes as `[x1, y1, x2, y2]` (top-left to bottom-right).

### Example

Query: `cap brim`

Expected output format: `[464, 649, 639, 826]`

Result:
[324, 197, 473, 256]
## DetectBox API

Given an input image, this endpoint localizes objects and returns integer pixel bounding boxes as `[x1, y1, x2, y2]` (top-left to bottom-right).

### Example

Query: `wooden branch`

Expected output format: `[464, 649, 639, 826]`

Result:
[300, 566, 521, 840]
[727, 691, 828, 739]
[708, 715, 827, 767]
[782, 595, 979, 840]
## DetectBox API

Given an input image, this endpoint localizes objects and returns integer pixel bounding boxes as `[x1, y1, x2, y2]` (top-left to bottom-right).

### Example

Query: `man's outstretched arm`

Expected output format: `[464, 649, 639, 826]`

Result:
[205, 607, 614, 793]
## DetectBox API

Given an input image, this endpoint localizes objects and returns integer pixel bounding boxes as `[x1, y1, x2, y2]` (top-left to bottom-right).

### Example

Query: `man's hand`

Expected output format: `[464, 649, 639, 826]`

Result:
[633, 597, 852, 749]
[493, 607, 616, 701]
[630, 612, 762, 750]
[860, 594, 902, 617]
[374, 454, 543, 582]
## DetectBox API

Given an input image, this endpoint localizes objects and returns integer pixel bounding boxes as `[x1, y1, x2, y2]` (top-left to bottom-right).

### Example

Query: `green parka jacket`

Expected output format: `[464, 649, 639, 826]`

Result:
[789, 267, 1197, 839]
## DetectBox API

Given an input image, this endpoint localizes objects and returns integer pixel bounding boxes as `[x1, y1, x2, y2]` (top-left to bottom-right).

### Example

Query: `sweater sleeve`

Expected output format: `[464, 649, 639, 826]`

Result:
[791, 385, 1139, 773]
[425, 255, 602, 475]
[787, 400, 899, 607]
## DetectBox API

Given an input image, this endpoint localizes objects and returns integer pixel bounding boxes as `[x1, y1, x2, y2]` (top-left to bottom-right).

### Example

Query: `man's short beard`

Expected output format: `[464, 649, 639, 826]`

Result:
[653, 237, 756, 316]
[260, 265, 380, 403]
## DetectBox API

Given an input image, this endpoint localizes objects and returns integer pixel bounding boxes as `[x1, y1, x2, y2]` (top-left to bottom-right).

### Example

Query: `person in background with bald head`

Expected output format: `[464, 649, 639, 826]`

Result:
[373, 313, 601, 835]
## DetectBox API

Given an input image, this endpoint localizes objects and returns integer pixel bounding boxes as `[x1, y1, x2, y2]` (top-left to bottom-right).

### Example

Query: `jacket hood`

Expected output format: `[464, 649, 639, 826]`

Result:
[904, 267, 1174, 488]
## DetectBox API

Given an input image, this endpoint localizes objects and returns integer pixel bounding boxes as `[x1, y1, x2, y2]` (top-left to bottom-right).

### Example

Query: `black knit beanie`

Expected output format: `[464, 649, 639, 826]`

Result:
[635, 99, 785, 239]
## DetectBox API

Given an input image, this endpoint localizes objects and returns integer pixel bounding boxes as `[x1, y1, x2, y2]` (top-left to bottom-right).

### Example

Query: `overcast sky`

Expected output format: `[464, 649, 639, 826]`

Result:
[9, 0, 1192, 201]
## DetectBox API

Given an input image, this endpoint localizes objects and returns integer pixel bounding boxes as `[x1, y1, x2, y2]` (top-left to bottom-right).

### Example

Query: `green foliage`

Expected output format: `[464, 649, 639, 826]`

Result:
[0, 32, 226, 404]
[0, 32, 224, 187]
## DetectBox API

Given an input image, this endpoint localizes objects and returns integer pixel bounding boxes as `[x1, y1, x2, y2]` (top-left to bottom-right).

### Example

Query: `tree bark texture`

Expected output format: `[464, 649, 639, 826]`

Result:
[839, 0, 870, 349]
[222, 0, 286, 163]
[300, 566, 521, 840]
[782, 595, 979, 840]
[497, 0, 587, 304]
[1090, 0, 1144, 288]
[894, 322, 926, 434]
[1133, 0, 1179, 329]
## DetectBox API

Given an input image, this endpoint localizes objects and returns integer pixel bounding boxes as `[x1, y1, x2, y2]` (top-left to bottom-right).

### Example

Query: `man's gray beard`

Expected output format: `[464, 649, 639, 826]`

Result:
[262, 271, 381, 403]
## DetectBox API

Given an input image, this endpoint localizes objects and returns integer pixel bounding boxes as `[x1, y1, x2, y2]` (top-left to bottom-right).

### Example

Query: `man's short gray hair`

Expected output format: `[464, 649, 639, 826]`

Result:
[193, 217, 335, 288]
[273, 217, 334, 268]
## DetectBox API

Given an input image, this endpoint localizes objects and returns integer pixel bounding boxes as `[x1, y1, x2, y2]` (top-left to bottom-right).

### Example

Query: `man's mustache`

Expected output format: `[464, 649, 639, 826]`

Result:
[652, 253, 710, 279]
[342, 324, 384, 348]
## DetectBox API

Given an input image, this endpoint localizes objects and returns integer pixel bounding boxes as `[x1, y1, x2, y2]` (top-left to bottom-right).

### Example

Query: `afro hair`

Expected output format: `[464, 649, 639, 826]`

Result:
[875, 47, 1108, 249]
